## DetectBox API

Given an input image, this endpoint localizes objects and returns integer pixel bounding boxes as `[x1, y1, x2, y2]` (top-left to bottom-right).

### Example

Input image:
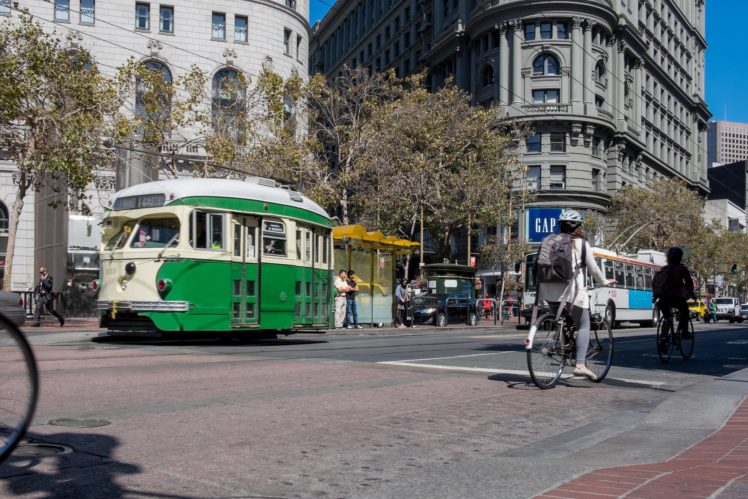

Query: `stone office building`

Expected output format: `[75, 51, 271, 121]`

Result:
[311, 0, 711, 246]
[0, 0, 309, 291]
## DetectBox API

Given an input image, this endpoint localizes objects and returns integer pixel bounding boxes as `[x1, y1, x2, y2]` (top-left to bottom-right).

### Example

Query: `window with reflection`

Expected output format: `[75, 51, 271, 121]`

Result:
[131, 217, 180, 249]
[212, 68, 246, 142]
[532, 54, 560, 76]
[135, 61, 173, 125]
[263, 220, 287, 256]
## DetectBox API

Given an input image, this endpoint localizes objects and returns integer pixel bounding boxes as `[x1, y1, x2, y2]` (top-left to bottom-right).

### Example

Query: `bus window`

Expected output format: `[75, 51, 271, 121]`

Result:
[104, 221, 135, 250]
[296, 228, 302, 260]
[614, 262, 625, 286]
[263, 219, 286, 256]
[644, 267, 653, 290]
[603, 260, 614, 281]
[635, 266, 645, 289]
[130, 217, 180, 249]
[625, 264, 635, 289]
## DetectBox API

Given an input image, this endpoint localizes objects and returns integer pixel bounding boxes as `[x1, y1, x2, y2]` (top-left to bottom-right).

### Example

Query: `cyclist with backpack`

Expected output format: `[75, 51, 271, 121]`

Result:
[535, 209, 617, 381]
[653, 247, 695, 345]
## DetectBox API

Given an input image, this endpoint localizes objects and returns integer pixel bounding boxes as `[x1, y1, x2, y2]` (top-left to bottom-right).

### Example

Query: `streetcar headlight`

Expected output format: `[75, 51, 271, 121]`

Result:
[125, 262, 136, 275]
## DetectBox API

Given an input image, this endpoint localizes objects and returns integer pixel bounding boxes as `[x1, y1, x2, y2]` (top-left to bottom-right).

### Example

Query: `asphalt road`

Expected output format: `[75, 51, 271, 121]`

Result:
[1, 321, 747, 498]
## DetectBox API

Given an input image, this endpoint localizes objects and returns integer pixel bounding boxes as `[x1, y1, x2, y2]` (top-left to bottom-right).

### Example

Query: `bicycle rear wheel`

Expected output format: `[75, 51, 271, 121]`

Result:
[527, 314, 565, 389]
[0, 316, 39, 463]
[679, 317, 695, 360]
[587, 317, 614, 382]
[656, 315, 674, 362]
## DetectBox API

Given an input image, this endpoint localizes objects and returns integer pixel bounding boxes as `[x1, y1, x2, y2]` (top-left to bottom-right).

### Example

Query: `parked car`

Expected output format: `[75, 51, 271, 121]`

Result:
[409, 294, 479, 327]
[688, 299, 707, 320]
[711, 297, 743, 323]
[741, 304, 748, 321]
[0, 291, 26, 327]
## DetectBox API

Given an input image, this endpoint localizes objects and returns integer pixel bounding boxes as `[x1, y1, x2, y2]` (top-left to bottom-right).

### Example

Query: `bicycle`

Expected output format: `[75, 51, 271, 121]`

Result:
[656, 302, 694, 362]
[0, 314, 39, 463]
[525, 308, 614, 389]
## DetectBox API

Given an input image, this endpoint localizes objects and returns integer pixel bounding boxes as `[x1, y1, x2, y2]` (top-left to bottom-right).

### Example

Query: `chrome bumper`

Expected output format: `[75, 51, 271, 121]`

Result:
[97, 300, 190, 312]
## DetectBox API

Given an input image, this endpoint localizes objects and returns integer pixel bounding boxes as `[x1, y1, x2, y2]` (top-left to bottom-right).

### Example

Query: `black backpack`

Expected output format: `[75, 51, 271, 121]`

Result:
[652, 266, 673, 299]
[534, 233, 586, 284]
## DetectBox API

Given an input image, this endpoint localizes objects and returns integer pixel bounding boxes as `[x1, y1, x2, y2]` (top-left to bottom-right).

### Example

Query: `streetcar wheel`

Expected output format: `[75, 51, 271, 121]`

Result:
[587, 317, 614, 382]
[679, 318, 695, 360]
[0, 316, 39, 463]
[436, 313, 447, 328]
[656, 316, 673, 362]
[527, 314, 565, 389]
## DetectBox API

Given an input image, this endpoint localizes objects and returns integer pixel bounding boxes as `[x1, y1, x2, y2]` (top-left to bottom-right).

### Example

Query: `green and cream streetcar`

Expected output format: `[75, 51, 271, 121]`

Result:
[97, 178, 333, 334]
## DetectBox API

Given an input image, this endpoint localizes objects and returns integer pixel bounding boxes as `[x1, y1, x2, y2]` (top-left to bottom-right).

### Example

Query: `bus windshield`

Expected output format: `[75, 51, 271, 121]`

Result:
[104, 221, 136, 251]
[130, 217, 180, 249]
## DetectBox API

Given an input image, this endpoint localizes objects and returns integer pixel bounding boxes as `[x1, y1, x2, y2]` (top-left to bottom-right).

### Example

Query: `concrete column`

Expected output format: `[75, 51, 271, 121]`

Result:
[583, 20, 594, 110]
[499, 24, 510, 105]
[570, 17, 583, 107]
[511, 20, 523, 105]
[616, 38, 626, 125]
[605, 38, 614, 115]
[633, 60, 642, 132]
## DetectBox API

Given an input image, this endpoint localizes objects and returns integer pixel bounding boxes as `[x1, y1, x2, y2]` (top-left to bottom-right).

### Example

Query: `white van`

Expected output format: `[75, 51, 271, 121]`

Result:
[712, 297, 743, 323]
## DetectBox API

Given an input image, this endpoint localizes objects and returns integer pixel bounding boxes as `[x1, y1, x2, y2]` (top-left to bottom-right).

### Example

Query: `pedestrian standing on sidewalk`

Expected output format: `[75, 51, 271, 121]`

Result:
[333, 270, 350, 329]
[709, 299, 718, 323]
[395, 278, 409, 328]
[345, 270, 361, 329]
[32, 266, 64, 327]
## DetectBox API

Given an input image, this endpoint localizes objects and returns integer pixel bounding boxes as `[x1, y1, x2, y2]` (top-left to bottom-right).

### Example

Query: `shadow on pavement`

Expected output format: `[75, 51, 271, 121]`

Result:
[92, 332, 328, 348]
[0, 431, 140, 498]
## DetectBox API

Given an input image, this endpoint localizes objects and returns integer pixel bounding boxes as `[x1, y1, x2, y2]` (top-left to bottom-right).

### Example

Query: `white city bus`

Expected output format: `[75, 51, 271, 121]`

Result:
[523, 247, 666, 327]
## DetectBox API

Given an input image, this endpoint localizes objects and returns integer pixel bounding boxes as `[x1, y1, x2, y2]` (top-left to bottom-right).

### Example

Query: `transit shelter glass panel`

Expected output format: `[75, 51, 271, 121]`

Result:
[130, 217, 180, 248]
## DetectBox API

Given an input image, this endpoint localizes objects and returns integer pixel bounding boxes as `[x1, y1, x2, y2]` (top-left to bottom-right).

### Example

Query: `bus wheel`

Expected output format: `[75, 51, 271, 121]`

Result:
[605, 303, 616, 329]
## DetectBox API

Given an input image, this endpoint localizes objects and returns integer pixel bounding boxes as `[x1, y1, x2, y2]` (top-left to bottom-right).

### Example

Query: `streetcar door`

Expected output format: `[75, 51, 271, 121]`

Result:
[230, 216, 259, 327]
[294, 226, 314, 325]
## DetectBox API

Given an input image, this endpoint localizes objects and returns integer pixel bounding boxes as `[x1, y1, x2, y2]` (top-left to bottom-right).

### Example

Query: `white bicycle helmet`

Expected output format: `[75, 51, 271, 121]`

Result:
[559, 209, 583, 225]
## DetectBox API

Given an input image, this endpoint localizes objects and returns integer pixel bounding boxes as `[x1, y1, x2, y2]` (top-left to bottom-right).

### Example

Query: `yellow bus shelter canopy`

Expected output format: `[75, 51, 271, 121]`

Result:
[333, 224, 420, 253]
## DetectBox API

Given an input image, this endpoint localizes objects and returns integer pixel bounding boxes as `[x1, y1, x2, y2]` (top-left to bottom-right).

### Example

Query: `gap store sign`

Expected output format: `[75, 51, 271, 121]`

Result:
[526, 208, 562, 243]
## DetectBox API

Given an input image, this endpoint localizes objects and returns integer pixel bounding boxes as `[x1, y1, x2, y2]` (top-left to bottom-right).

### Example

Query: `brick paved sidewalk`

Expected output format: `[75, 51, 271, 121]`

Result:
[538, 397, 748, 498]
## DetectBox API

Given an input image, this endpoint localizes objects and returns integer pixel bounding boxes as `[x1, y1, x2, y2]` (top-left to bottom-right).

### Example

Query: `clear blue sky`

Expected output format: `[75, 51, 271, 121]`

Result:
[310, 0, 741, 123]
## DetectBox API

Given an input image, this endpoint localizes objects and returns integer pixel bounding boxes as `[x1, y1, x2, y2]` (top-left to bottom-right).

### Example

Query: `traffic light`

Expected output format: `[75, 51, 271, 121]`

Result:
[731, 263, 739, 274]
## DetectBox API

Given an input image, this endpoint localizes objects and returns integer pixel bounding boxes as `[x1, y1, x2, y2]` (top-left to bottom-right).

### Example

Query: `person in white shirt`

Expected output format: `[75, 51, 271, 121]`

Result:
[537, 210, 616, 381]
[333, 270, 350, 329]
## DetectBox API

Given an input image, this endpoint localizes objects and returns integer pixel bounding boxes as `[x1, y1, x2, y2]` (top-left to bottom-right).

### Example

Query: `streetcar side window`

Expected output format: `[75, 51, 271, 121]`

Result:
[305, 231, 312, 262]
[130, 217, 180, 249]
[263, 219, 286, 256]
[322, 234, 329, 264]
[191, 211, 225, 250]
[296, 228, 302, 260]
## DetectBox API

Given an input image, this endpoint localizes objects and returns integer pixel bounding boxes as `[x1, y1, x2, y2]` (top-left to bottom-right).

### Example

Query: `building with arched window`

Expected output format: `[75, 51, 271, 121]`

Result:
[0, 0, 310, 291]
[311, 0, 710, 256]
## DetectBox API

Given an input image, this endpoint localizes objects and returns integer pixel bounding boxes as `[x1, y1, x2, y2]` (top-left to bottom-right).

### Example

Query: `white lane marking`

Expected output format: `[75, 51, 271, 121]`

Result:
[377, 361, 667, 386]
[383, 352, 513, 363]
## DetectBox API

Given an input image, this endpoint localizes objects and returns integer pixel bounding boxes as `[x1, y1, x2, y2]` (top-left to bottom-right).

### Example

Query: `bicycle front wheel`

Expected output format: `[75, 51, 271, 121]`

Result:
[587, 317, 614, 382]
[0, 316, 39, 463]
[656, 315, 673, 362]
[527, 314, 565, 389]
[679, 317, 695, 360]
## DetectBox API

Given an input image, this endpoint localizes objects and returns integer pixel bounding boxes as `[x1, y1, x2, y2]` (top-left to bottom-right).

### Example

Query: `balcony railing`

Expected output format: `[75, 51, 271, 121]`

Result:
[598, 109, 614, 120]
[521, 103, 570, 114]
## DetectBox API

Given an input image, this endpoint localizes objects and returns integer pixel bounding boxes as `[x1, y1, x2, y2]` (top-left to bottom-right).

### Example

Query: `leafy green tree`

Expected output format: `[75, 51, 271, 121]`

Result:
[0, 15, 120, 289]
[607, 178, 705, 252]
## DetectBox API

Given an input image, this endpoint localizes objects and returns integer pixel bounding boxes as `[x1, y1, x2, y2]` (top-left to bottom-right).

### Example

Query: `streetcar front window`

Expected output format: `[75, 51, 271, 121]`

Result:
[104, 221, 136, 250]
[190, 211, 225, 250]
[130, 217, 180, 249]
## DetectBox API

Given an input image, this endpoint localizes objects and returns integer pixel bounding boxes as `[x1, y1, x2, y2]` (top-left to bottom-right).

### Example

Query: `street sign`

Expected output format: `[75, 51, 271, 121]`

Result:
[525, 208, 562, 243]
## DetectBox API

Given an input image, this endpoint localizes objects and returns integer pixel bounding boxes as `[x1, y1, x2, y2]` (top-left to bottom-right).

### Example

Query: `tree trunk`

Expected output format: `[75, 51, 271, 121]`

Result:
[341, 188, 349, 225]
[498, 269, 506, 326]
[3, 182, 27, 291]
